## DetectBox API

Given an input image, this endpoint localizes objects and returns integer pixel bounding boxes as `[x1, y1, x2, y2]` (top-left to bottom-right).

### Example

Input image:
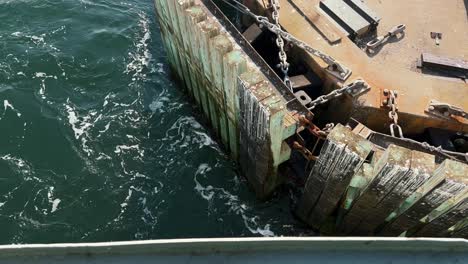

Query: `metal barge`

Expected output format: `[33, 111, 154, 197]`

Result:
[1, 237, 467, 263]
[154, 0, 468, 237]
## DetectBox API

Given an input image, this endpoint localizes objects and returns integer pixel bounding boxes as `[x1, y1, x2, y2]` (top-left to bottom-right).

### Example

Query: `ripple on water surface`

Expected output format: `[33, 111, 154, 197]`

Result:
[0, 0, 306, 244]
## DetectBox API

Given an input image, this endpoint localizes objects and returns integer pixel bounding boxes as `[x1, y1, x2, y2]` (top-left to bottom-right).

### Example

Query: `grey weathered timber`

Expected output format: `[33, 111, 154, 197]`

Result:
[415, 194, 468, 237]
[305, 124, 373, 229]
[355, 151, 436, 234]
[380, 160, 468, 236]
[243, 79, 287, 197]
[452, 219, 468, 238]
[209, 33, 233, 149]
[237, 70, 287, 198]
[337, 147, 383, 226]
[222, 50, 247, 159]
[342, 145, 412, 234]
[180, 3, 206, 105]
[195, 19, 221, 135]
[155, 0, 297, 200]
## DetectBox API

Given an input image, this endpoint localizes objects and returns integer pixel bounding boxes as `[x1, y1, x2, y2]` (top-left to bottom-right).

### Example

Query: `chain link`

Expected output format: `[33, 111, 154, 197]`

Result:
[270, 0, 293, 91]
[307, 80, 367, 110]
[217, 0, 351, 80]
[216, 0, 467, 161]
[254, 15, 351, 80]
[386, 90, 404, 138]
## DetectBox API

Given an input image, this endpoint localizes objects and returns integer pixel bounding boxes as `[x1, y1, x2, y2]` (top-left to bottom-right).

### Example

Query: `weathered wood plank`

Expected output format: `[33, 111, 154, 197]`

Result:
[222, 50, 247, 159]
[380, 159, 468, 236]
[209, 34, 233, 149]
[414, 192, 468, 237]
[452, 218, 468, 238]
[237, 71, 268, 196]
[306, 125, 373, 229]
[337, 148, 383, 228]
[342, 144, 412, 234]
[195, 19, 220, 126]
[356, 151, 435, 234]
[183, 6, 208, 108]
[296, 133, 343, 222]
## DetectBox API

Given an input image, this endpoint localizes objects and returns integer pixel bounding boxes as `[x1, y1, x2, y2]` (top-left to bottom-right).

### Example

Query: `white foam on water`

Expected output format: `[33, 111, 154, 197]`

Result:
[0, 154, 35, 180]
[33, 72, 55, 100]
[98, 122, 111, 134]
[64, 100, 97, 156]
[3, 100, 21, 117]
[114, 144, 144, 157]
[47, 186, 61, 213]
[193, 163, 275, 237]
[125, 12, 152, 82]
[119, 186, 134, 212]
[65, 102, 91, 139]
[51, 199, 61, 213]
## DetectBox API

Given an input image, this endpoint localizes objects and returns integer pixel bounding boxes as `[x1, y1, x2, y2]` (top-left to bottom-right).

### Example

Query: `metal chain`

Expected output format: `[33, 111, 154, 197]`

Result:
[385, 92, 467, 161]
[270, 0, 293, 91]
[387, 90, 404, 138]
[399, 138, 468, 162]
[216, 0, 467, 161]
[307, 80, 368, 110]
[217, 0, 351, 81]
[254, 15, 351, 80]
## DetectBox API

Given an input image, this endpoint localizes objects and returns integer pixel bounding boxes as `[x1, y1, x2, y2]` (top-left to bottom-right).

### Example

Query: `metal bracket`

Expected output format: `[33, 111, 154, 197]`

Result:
[345, 79, 371, 97]
[426, 100, 467, 121]
[294, 90, 312, 106]
[326, 65, 352, 81]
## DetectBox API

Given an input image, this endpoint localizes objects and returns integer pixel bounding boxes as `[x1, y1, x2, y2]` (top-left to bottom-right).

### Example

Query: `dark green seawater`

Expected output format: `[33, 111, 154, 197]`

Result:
[0, 0, 305, 244]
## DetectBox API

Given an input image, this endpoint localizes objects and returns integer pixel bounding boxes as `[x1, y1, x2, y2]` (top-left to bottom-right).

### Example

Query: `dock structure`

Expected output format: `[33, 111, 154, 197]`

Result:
[154, 0, 468, 238]
[154, 0, 302, 198]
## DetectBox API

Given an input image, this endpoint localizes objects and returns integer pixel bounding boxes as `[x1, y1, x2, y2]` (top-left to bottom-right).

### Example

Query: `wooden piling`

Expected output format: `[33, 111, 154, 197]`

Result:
[380, 159, 468, 236]
[356, 150, 435, 234]
[342, 145, 412, 234]
[414, 192, 468, 237]
[301, 124, 373, 229]
[222, 50, 247, 159]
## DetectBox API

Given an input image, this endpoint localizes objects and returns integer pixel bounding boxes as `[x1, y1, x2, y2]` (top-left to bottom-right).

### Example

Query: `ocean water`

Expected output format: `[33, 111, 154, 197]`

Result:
[0, 0, 306, 244]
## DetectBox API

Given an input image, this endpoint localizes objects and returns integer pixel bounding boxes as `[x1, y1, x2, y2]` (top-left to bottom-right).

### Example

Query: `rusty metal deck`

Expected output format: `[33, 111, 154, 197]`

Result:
[249, 0, 468, 134]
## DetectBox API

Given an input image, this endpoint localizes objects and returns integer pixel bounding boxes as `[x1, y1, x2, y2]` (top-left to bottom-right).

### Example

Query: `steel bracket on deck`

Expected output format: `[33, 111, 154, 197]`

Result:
[426, 100, 467, 122]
